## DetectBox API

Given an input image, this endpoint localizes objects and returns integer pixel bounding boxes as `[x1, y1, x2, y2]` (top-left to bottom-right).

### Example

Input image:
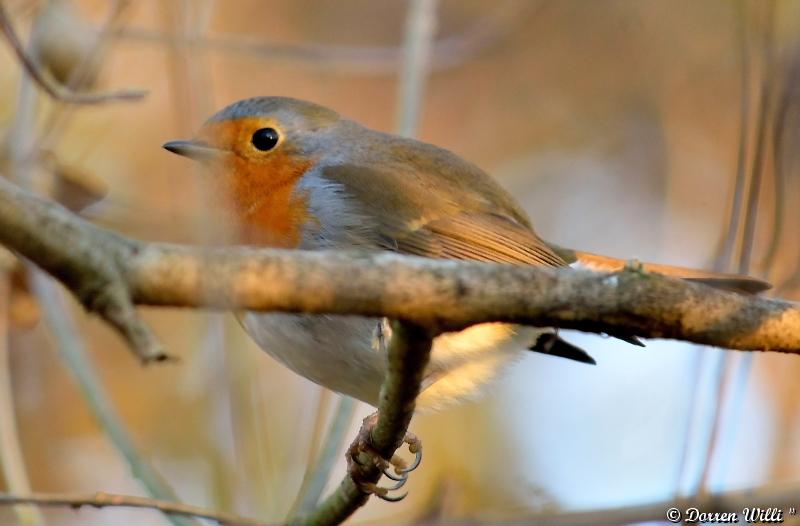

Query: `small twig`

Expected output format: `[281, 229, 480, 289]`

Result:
[295, 321, 434, 526]
[0, 3, 146, 105]
[0, 491, 269, 526]
[0, 175, 168, 363]
[35, 0, 140, 152]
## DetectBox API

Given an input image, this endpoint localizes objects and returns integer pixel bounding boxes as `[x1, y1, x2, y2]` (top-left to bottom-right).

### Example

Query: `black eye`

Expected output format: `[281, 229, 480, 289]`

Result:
[251, 128, 280, 151]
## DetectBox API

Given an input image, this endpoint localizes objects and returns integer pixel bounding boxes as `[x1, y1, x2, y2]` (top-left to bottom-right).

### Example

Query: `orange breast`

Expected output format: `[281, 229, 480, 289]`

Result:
[217, 149, 315, 248]
[196, 118, 318, 248]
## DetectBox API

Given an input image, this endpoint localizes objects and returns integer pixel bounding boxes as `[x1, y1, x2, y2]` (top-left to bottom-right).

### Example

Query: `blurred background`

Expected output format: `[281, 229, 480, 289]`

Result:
[0, 0, 799, 524]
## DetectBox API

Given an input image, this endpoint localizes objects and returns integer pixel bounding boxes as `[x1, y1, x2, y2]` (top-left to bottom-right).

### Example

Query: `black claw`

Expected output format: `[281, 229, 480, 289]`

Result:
[385, 474, 408, 491]
[397, 447, 422, 474]
[375, 491, 408, 503]
[382, 466, 407, 482]
[347, 413, 422, 503]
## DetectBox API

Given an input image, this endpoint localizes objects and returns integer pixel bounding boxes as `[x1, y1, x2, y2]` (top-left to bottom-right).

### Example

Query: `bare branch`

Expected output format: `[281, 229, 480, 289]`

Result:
[0, 176, 167, 363]
[126, 248, 800, 353]
[0, 491, 269, 526]
[1, 170, 799, 526]
[0, 175, 798, 357]
[0, 3, 146, 105]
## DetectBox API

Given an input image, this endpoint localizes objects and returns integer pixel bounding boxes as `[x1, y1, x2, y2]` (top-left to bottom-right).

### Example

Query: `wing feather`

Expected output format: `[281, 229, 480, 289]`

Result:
[394, 213, 567, 267]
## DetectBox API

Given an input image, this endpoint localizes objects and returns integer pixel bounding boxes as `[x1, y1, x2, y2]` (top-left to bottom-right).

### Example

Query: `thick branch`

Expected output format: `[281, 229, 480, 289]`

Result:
[0, 175, 798, 355]
[4, 169, 799, 525]
[129, 247, 800, 351]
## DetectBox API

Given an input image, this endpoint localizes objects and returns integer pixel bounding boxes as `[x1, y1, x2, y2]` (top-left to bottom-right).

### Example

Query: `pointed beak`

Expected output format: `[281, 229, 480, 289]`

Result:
[162, 140, 225, 162]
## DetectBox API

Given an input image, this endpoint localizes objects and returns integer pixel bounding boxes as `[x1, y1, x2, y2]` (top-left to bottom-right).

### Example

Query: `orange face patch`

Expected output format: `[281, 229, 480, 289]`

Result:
[197, 117, 316, 248]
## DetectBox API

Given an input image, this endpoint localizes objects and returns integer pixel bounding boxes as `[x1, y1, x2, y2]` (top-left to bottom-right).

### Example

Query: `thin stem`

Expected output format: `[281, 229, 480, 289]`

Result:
[676, 0, 753, 496]
[697, 0, 777, 496]
[0, 3, 145, 105]
[0, 269, 43, 526]
[738, 2, 776, 276]
[396, 0, 438, 137]
[763, 47, 800, 274]
[291, 396, 357, 516]
[288, 389, 332, 517]
[30, 272, 199, 526]
[0, 491, 269, 526]
[714, 0, 751, 271]
[35, 0, 139, 151]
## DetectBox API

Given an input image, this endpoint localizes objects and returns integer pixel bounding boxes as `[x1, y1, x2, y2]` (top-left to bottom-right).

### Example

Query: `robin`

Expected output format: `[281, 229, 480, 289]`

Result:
[164, 96, 767, 495]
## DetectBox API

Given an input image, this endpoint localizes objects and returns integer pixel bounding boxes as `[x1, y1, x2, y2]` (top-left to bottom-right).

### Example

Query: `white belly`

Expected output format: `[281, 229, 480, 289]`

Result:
[240, 312, 540, 411]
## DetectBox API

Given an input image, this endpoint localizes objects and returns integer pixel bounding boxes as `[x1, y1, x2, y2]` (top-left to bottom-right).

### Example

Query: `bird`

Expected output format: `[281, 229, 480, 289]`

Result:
[164, 96, 769, 413]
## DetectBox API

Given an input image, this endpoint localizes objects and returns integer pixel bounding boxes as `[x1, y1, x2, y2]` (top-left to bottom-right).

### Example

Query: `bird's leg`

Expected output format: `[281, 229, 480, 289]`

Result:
[346, 412, 423, 502]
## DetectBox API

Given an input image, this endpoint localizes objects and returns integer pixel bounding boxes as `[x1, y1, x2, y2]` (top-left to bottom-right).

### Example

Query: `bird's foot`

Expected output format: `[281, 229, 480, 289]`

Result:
[346, 413, 423, 502]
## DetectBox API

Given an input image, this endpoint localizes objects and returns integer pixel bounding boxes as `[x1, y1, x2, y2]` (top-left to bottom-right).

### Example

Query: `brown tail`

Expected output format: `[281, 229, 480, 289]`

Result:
[570, 250, 771, 294]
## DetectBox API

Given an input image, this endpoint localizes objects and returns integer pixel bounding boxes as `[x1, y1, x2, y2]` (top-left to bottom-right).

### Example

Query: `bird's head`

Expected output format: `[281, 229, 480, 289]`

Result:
[163, 96, 341, 247]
